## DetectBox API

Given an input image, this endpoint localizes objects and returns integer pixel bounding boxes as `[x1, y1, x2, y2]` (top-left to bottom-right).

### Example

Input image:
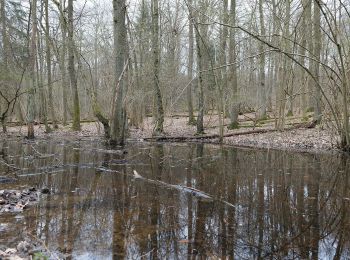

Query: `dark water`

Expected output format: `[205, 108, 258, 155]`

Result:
[1, 138, 350, 259]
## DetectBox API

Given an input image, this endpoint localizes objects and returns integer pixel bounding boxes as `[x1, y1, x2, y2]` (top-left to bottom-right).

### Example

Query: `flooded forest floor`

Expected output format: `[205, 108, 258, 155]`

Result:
[2, 112, 338, 153]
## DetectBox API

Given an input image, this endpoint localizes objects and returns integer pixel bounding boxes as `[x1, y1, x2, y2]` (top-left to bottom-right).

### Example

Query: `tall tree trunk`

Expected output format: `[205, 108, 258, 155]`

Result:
[151, 0, 164, 134]
[0, 0, 8, 66]
[1, 0, 8, 132]
[276, 0, 291, 130]
[312, 0, 322, 123]
[37, 23, 50, 133]
[27, 0, 38, 139]
[300, 0, 308, 118]
[228, 0, 239, 129]
[306, 0, 314, 112]
[220, 0, 228, 104]
[45, 0, 57, 129]
[194, 2, 205, 135]
[257, 0, 267, 120]
[187, 0, 195, 125]
[110, 0, 127, 145]
[59, 0, 68, 126]
[68, 0, 80, 131]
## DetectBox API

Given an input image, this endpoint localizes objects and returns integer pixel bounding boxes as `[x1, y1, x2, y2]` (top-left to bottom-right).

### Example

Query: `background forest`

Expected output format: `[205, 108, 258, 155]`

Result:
[0, 0, 350, 149]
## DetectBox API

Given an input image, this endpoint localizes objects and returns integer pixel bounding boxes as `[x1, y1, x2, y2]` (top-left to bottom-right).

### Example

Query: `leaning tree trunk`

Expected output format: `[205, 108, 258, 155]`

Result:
[151, 0, 164, 135]
[110, 0, 127, 145]
[68, 0, 80, 131]
[27, 0, 38, 139]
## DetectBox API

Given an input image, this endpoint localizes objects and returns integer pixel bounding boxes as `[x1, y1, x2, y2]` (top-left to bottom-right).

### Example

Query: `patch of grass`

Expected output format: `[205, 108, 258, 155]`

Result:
[258, 115, 270, 121]
[187, 119, 197, 126]
[195, 131, 206, 136]
[302, 116, 309, 122]
[228, 122, 240, 130]
[286, 111, 293, 117]
[306, 107, 314, 113]
[33, 252, 48, 260]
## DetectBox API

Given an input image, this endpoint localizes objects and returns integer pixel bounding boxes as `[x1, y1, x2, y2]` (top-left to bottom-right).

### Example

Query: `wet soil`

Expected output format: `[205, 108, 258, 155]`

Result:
[0, 114, 339, 154]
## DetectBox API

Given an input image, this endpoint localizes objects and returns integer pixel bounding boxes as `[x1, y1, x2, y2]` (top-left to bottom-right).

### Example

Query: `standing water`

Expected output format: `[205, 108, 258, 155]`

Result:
[0, 138, 349, 259]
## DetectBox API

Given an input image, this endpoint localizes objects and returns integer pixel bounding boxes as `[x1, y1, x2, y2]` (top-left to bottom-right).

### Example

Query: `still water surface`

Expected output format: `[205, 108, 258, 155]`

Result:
[0, 138, 350, 259]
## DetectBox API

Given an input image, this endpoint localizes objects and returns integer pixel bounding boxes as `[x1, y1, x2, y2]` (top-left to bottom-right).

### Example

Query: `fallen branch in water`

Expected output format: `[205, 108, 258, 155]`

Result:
[133, 170, 235, 208]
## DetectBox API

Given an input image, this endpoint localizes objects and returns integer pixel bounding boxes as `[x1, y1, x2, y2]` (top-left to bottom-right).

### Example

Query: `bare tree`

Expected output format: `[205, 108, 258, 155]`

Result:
[68, 0, 80, 131]
[44, 0, 57, 129]
[228, 0, 239, 129]
[187, 0, 195, 125]
[152, 0, 164, 135]
[257, 0, 266, 120]
[110, 0, 128, 145]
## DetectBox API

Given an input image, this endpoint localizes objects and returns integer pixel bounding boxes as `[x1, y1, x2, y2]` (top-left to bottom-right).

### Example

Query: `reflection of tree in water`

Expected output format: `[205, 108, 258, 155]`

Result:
[6, 140, 350, 259]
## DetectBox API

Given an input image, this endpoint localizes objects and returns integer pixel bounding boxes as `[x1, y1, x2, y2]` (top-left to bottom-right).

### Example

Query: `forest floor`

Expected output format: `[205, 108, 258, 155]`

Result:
[1, 112, 339, 154]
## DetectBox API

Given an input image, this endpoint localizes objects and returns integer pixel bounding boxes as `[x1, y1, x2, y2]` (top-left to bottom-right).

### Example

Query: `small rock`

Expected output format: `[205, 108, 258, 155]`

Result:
[5, 248, 17, 255]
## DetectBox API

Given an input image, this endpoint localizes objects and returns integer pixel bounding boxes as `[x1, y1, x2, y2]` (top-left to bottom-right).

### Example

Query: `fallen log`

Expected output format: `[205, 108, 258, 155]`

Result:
[145, 128, 276, 142]
[144, 122, 316, 142]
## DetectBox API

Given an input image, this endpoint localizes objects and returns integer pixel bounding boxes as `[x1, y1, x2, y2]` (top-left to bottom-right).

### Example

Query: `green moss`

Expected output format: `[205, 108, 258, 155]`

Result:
[286, 111, 293, 117]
